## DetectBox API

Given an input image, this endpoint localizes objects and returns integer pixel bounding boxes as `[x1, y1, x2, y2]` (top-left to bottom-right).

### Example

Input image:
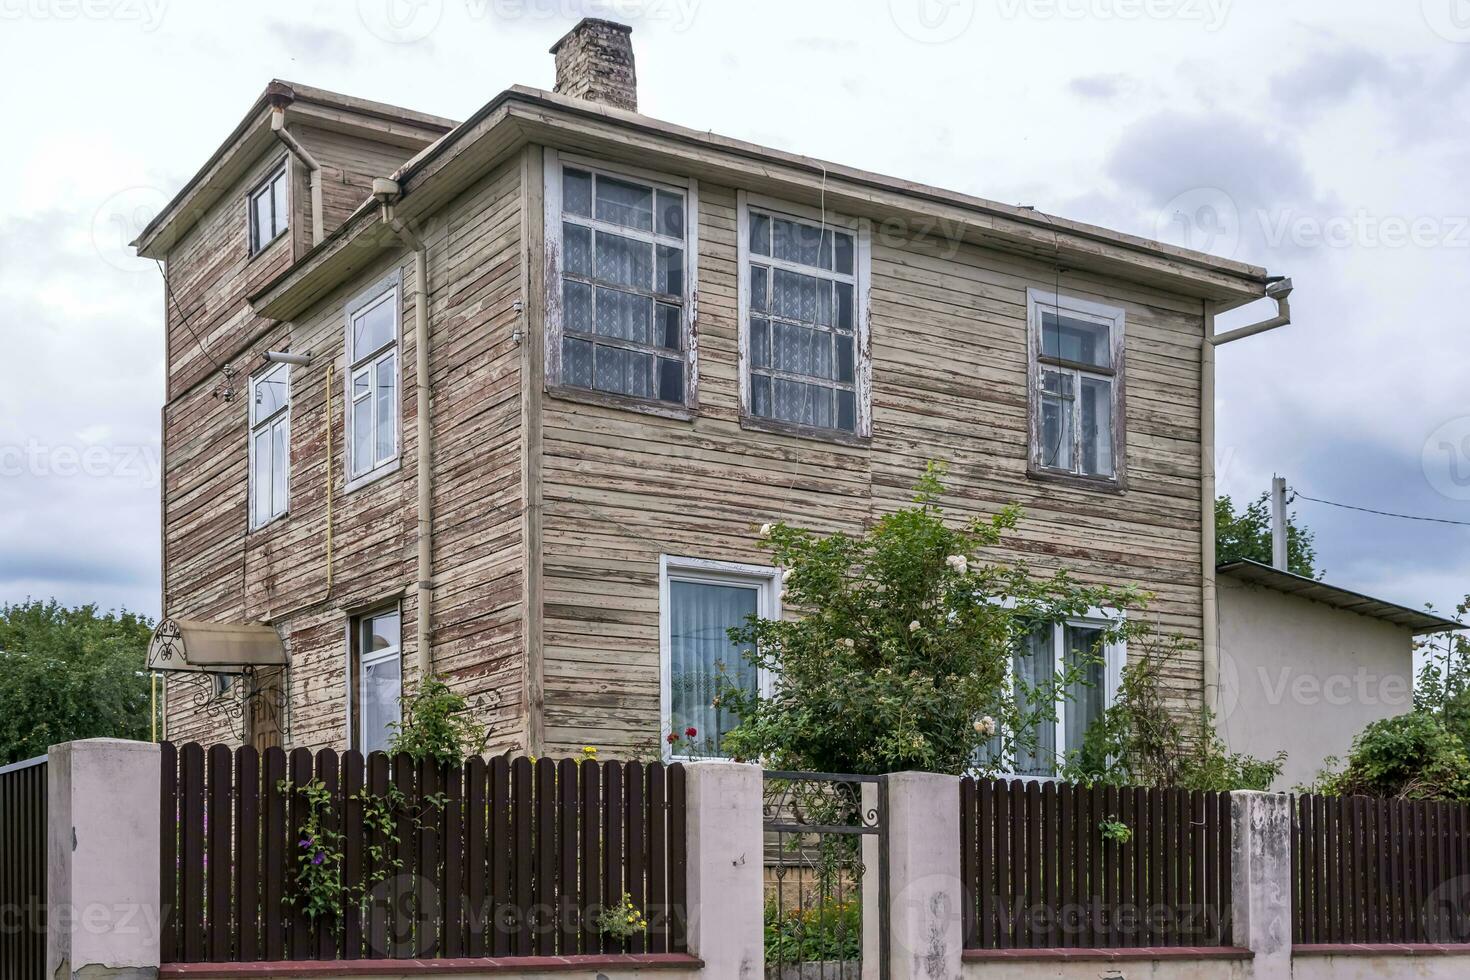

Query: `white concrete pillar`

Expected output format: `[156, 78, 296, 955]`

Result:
[1230, 790, 1293, 974]
[47, 739, 161, 980]
[684, 761, 764, 979]
[884, 771, 964, 980]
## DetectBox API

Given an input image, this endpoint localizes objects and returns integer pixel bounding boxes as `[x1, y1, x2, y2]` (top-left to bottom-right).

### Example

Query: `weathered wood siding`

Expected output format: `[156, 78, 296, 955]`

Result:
[534, 175, 1207, 757]
[162, 149, 528, 751]
[297, 125, 423, 235]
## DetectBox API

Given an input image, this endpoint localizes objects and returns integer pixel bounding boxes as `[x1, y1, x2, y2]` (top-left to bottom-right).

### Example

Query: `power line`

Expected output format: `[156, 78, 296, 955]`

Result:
[1290, 489, 1470, 528]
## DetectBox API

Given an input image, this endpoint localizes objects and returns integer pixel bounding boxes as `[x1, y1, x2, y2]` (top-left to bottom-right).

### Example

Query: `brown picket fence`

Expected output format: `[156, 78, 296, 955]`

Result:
[960, 778, 1234, 950]
[159, 743, 687, 963]
[0, 755, 47, 980]
[1292, 793, 1470, 945]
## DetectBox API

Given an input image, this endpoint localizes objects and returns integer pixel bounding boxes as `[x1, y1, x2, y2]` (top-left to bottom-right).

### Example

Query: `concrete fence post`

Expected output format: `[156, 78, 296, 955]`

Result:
[684, 761, 764, 979]
[882, 771, 964, 980]
[1230, 790, 1293, 973]
[47, 738, 162, 980]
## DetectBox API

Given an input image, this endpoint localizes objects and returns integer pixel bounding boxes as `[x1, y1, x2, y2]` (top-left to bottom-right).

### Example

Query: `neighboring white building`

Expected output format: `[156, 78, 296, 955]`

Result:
[1216, 558, 1460, 791]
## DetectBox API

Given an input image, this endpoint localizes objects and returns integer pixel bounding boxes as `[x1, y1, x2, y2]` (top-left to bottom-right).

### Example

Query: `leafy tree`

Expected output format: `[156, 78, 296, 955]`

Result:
[1215, 492, 1319, 578]
[0, 599, 153, 764]
[720, 463, 1147, 775]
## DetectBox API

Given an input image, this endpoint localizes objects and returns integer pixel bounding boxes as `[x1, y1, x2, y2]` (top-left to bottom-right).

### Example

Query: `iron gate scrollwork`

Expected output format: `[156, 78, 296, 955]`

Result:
[762, 771, 889, 980]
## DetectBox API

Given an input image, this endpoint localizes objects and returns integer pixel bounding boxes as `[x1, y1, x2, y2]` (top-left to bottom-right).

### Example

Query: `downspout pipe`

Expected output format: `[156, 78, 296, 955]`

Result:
[375, 179, 433, 679]
[1200, 277, 1292, 727]
[269, 103, 325, 246]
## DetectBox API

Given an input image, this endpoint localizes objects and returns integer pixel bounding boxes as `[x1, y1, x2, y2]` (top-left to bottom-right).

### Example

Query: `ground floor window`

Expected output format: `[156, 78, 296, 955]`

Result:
[659, 556, 780, 760]
[349, 606, 401, 754]
[983, 615, 1125, 778]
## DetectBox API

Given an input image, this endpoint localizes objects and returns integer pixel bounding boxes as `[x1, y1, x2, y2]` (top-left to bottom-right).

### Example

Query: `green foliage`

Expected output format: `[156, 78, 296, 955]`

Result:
[1064, 634, 1285, 792]
[0, 599, 153, 764]
[594, 893, 649, 940]
[387, 676, 489, 766]
[721, 462, 1147, 775]
[1098, 818, 1133, 844]
[764, 896, 861, 964]
[1215, 493, 1318, 578]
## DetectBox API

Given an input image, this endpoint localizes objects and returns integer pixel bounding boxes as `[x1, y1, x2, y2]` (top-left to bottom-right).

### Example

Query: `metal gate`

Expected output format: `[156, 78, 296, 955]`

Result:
[0, 755, 47, 980]
[762, 771, 888, 980]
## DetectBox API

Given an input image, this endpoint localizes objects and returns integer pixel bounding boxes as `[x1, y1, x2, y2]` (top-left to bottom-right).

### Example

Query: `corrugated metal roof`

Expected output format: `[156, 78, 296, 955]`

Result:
[1217, 559, 1462, 634]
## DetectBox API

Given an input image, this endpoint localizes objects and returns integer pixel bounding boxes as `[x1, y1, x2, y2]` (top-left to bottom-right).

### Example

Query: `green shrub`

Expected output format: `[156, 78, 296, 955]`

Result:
[764, 895, 861, 963]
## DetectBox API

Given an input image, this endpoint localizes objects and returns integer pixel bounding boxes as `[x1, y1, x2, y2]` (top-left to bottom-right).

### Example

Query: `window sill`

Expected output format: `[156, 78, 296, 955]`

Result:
[344, 458, 401, 495]
[739, 413, 870, 448]
[247, 227, 290, 265]
[545, 383, 694, 422]
[1026, 463, 1126, 495]
[248, 510, 290, 535]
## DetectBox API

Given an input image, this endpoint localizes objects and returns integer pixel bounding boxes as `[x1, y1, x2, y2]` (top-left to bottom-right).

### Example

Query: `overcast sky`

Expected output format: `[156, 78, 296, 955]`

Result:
[3, 0, 1468, 622]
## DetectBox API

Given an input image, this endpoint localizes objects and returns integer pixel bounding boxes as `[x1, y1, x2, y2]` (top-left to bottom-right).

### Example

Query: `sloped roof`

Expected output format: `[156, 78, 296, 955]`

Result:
[1218, 559, 1462, 635]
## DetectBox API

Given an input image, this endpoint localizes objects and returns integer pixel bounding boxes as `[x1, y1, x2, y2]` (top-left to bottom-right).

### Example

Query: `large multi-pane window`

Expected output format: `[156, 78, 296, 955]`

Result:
[1028, 289, 1124, 482]
[659, 556, 780, 760]
[248, 162, 289, 255]
[545, 152, 693, 407]
[248, 363, 289, 528]
[349, 607, 401, 754]
[740, 197, 869, 436]
[345, 278, 399, 484]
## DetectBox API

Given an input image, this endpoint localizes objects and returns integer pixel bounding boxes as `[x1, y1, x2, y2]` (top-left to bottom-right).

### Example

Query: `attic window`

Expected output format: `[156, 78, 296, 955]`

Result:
[543, 150, 697, 414]
[248, 162, 289, 255]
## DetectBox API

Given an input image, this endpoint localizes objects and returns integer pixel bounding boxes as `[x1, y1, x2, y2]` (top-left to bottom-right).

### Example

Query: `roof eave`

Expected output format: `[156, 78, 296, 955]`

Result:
[1217, 559, 1463, 635]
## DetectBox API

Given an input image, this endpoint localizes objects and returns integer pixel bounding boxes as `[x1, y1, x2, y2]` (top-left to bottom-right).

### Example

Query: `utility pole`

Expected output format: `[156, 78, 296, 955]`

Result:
[1271, 475, 1288, 571]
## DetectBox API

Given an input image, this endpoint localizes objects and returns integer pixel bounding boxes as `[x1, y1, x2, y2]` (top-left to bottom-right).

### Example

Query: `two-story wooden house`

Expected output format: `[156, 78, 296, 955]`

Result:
[137, 19, 1288, 768]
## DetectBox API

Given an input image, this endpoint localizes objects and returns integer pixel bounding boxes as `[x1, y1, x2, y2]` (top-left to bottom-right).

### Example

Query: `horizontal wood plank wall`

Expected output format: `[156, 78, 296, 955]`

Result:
[536, 177, 1208, 757]
[296, 125, 423, 236]
[163, 155, 527, 751]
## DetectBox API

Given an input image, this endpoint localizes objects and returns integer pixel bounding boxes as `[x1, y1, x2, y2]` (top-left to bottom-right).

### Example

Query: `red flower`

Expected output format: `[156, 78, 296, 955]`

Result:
[666, 732, 678, 744]
[685, 727, 698, 738]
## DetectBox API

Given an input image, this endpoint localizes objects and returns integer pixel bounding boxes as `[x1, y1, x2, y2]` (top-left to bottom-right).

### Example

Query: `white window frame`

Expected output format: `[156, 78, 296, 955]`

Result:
[247, 362, 290, 530]
[543, 149, 700, 416]
[1026, 288, 1126, 487]
[658, 555, 782, 762]
[737, 192, 873, 441]
[343, 273, 402, 492]
[247, 159, 290, 256]
[345, 604, 402, 754]
[984, 607, 1126, 779]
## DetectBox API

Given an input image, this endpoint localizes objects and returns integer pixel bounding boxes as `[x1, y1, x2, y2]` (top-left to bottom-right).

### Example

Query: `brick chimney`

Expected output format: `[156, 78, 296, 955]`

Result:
[550, 18, 637, 112]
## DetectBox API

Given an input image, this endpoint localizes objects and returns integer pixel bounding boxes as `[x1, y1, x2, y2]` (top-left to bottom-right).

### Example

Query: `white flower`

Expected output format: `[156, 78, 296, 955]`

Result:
[946, 554, 969, 575]
[759, 523, 774, 538]
[974, 716, 996, 737]
[842, 637, 855, 649]
[781, 568, 793, 583]
[908, 620, 921, 632]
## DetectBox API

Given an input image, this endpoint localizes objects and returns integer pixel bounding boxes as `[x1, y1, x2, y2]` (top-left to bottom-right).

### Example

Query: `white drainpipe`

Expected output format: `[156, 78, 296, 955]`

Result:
[375, 179, 433, 678]
[270, 105, 324, 247]
[1200, 278, 1292, 723]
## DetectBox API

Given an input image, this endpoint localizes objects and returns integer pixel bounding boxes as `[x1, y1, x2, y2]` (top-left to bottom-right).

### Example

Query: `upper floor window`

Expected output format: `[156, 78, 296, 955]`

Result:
[345, 276, 400, 486]
[659, 555, 780, 761]
[543, 150, 696, 411]
[738, 194, 871, 439]
[248, 363, 289, 529]
[1027, 289, 1125, 484]
[248, 163, 289, 255]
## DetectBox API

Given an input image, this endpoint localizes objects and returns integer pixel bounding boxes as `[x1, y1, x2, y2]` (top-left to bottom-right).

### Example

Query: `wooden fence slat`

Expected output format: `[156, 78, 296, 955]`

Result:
[532, 758, 557, 956]
[1117, 786, 1134, 949]
[365, 752, 390, 959]
[415, 757, 441, 957]
[645, 763, 668, 954]
[1056, 782, 1072, 949]
[235, 747, 261, 963]
[510, 756, 533, 956]
[159, 742, 179, 964]
[287, 748, 315, 960]
[1041, 781, 1058, 948]
[667, 763, 688, 953]
[464, 756, 487, 957]
[558, 758, 580, 955]
[1218, 790, 1233, 947]
[976, 779, 994, 950]
[601, 760, 625, 954]
[1092, 785, 1107, 949]
[340, 751, 365, 960]
[1135, 787, 1150, 948]
[960, 778, 976, 948]
[1025, 781, 1041, 949]
[442, 760, 464, 958]
[994, 781, 1012, 949]
[179, 743, 206, 963]
[314, 749, 340, 960]
[262, 747, 287, 960]
[624, 762, 647, 955]
[390, 752, 415, 959]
